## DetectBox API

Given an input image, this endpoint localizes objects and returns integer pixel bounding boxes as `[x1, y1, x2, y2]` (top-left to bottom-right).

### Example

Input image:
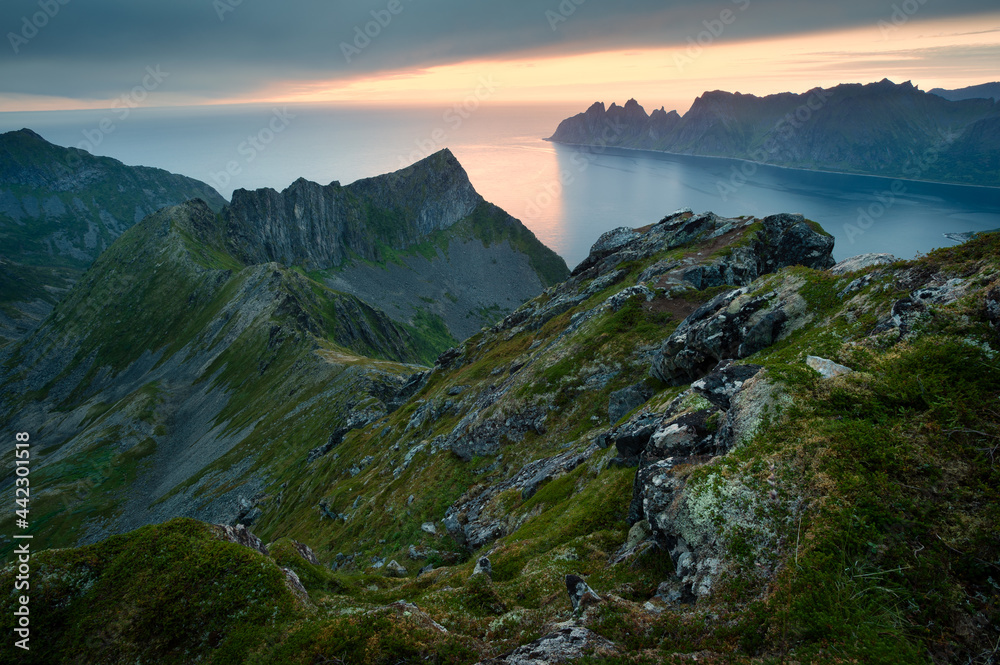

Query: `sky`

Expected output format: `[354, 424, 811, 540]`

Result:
[0, 0, 998, 113]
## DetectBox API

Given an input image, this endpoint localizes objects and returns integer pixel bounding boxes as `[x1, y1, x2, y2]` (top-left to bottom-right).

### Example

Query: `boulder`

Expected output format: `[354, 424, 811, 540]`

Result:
[292, 541, 320, 565]
[472, 556, 493, 579]
[212, 524, 270, 557]
[830, 253, 897, 275]
[477, 624, 618, 664]
[651, 284, 807, 385]
[806, 356, 853, 378]
[384, 560, 408, 578]
[691, 360, 763, 410]
[608, 382, 655, 424]
[987, 286, 1000, 331]
[565, 575, 603, 613]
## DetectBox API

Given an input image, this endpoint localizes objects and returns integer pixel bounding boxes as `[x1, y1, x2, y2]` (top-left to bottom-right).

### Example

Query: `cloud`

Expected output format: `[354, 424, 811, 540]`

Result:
[1, 0, 998, 105]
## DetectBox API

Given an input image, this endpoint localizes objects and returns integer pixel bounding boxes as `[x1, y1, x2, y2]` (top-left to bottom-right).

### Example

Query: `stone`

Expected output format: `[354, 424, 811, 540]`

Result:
[477, 624, 618, 664]
[421, 521, 438, 535]
[292, 541, 320, 565]
[608, 382, 655, 424]
[565, 575, 603, 613]
[281, 567, 311, 606]
[384, 560, 408, 578]
[829, 253, 898, 276]
[806, 356, 853, 379]
[691, 360, 763, 410]
[987, 286, 1000, 331]
[472, 557, 492, 579]
[212, 524, 269, 557]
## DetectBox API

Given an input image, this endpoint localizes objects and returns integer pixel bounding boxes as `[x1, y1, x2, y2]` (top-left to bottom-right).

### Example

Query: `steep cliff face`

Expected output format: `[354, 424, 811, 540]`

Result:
[549, 80, 1000, 186]
[0, 128, 228, 345]
[225, 149, 568, 341]
[224, 149, 483, 269]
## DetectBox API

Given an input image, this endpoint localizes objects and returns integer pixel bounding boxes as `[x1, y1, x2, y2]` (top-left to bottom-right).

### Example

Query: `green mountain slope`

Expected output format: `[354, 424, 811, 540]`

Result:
[6, 208, 996, 663]
[225, 149, 569, 340]
[0, 128, 228, 346]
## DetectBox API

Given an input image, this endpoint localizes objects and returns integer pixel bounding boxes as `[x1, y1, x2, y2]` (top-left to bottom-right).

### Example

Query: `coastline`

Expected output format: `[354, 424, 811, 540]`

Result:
[543, 138, 1000, 192]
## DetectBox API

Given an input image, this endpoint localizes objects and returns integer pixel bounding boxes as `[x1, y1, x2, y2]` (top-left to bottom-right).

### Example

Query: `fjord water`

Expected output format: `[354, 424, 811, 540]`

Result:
[5, 102, 998, 268]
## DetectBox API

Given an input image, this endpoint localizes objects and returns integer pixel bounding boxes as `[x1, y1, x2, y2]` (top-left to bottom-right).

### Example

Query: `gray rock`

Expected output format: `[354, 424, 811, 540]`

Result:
[829, 253, 898, 275]
[651, 283, 808, 385]
[806, 356, 853, 378]
[565, 574, 603, 612]
[421, 521, 438, 535]
[292, 541, 320, 566]
[212, 524, 270, 557]
[691, 360, 763, 410]
[478, 624, 618, 664]
[472, 556, 492, 579]
[607, 382, 655, 424]
[384, 560, 408, 577]
[281, 567, 312, 606]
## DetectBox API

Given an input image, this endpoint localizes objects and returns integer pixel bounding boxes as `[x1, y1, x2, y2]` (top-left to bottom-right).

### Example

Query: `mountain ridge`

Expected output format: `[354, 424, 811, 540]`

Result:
[548, 80, 1000, 187]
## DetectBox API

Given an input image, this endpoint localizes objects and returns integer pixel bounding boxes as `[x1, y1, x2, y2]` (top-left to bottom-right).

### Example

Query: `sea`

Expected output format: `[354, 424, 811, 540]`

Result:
[3, 101, 999, 268]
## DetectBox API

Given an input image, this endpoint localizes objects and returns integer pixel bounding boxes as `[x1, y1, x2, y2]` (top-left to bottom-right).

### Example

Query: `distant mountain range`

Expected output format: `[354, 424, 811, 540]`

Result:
[548, 79, 1000, 188]
[930, 82, 1000, 102]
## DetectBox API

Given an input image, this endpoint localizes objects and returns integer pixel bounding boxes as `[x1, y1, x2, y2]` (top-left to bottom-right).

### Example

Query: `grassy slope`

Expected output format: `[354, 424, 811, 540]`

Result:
[3, 222, 998, 664]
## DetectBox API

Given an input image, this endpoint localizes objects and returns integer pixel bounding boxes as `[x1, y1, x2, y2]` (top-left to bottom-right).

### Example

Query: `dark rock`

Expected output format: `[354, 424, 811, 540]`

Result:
[691, 360, 763, 410]
[987, 286, 1000, 331]
[472, 557, 492, 579]
[608, 412, 662, 462]
[651, 285, 805, 385]
[572, 226, 641, 276]
[447, 384, 469, 396]
[436, 346, 465, 369]
[566, 574, 603, 612]
[608, 382, 655, 424]
[212, 524, 270, 557]
[292, 541, 320, 566]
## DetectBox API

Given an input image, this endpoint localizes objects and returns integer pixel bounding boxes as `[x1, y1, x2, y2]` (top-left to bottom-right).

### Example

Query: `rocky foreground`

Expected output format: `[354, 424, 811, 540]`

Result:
[3, 209, 999, 664]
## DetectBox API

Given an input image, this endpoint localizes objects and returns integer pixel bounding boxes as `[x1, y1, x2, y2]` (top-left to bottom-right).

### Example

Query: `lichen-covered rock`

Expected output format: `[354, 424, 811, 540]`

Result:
[292, 541, 320, 565]
[478, 623, 618, 664]
[987, 286, 1000, 332]
[691, 360, 763, 410]
[651, 282, 808, 385]
[281, 567, 312, 606]
[806, 356, 853, 378]
[830, 252, 898, 275]
[473, 557, 493, 579]
[565, 575, 603, 613]
[212, 524, 270, 557]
